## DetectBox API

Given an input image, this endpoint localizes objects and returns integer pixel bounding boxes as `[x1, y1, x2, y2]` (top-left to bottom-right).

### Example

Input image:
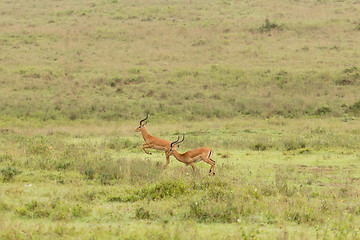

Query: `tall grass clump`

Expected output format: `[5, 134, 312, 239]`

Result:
[282, 137, 307, 151]
[346, 100, 360, 116]
[109, 178, 190, 202]
[82, 156, 163, 185]
[257, 18, 283, 33]
[1, 166, 21, 182]
[335, 67, 359, 86]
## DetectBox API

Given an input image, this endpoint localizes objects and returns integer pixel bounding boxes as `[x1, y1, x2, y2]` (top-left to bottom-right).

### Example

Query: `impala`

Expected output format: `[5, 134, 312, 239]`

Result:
[165, 134, 216, 175]
[135, 114, 176, 169]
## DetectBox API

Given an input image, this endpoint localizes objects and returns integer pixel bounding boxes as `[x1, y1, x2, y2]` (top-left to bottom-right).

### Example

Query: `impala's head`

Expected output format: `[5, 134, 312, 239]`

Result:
[135, 114, 148, 132]
[166, 134, 184, 156]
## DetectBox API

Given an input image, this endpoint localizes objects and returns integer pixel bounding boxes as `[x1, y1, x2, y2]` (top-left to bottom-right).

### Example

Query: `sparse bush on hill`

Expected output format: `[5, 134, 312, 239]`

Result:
[336, 67, 359, 86]
[258, 19, 283, 33]
[346, 100, 360, 116]
[0, 65, 359, 120]
[314, 106, 332, 116]
[355, 20, 360, 31]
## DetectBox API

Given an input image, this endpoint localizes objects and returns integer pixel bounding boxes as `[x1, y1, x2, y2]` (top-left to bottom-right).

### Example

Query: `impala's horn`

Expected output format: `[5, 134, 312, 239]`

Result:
[170, 136, 180, 148]
[139, 113, 149, 125]
[177, 134, 185, 144]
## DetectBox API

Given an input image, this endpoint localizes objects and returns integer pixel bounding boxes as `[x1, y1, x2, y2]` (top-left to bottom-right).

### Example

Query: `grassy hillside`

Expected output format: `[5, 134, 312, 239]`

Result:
[1, 0, 360, 121]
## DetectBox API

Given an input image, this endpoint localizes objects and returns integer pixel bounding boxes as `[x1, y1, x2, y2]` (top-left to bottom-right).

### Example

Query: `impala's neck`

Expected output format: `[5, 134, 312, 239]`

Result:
[140, 126, 151, 141]
[171, 149, 186, 163]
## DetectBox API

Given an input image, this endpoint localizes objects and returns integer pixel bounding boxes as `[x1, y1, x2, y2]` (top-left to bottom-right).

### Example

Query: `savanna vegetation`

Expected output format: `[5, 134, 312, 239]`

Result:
[1, 0, 360, 239]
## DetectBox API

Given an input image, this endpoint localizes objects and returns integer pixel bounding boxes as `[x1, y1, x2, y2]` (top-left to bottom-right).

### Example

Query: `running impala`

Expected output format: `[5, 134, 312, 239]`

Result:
[135, 114, 176, 169]
[165, 134, 216, 175]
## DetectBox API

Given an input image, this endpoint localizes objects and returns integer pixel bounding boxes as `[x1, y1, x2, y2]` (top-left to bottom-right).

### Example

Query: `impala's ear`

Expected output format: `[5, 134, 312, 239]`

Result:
[176, 145, 180, 149]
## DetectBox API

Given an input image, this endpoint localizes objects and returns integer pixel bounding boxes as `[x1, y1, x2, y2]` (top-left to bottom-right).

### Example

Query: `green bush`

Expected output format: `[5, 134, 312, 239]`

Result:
[187, 199, 239, 223]
[0, 154, 13, 163]
[335, 67, 359, 85]
[140, 179, 189, 200]
[17, 200, 50, 219]
[109, 179, 190, 202]
[107, 137, 139, 150]
[26, 136, 52, 155]
[346, 100, 360, 116]
[1, 166, 21, 181]
[283, 138, 306, 151]
[275, 170, 295, 197]
[314, 106, 332, 116]
[258, 19, 283, 33]
[135, 207, 151, 220]
[251, 142, 269, 151]
[84, 167, 95, 180]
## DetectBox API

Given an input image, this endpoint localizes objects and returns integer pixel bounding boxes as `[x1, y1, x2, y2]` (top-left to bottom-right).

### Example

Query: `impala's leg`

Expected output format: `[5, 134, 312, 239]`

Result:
[142, 144, 152, 155]
[210, 158, 215, 175]
[181, 164, 188, 175]
[204, 158, 215, 175]
[207, 151, 215, 175]
[190, 162, 197, 175]
[163, 154, 170, 169]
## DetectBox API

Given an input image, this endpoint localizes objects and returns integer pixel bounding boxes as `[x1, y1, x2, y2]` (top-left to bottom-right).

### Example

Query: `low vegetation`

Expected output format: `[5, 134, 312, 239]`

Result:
[1, 119, 360, 239]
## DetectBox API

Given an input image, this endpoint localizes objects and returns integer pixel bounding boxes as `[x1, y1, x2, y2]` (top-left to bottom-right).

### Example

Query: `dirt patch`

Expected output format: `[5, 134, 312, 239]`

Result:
[298, 165, 334, 172]
[0, 128, 15, 134]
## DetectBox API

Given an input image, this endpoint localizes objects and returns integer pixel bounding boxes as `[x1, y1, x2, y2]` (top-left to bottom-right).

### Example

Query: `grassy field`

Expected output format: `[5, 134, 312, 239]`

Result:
[1, 118, 360, 239]
[1, 0, 360, 239]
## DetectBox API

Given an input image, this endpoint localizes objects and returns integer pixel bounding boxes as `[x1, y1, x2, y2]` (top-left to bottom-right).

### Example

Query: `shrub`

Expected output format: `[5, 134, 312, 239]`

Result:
[258, 19, 283, 33]
[335, 67, 359, 85]
[251, 142, 268, 151]
[107, 137, 139, 150]
[274, 70, 289, 89]
[192, 39, 206, 47]
[1, 166, 21, 181]
[283, 138, 306, 151]
[135, 207, 150, 220]
[17, 200, 51, 219]
[187, 199, 239, 223]
[56, 161, 71, 170]
[109, 179, 190, 202]
[26, 136, 52, 155]
[250, 136, 272, 151]
[84, 167, 95, 180]
[0, 154, 13, 163]
[99, 173, 114, 185]
[314, 106, 332, 116]
[138, 179, 189, 200]
[275, 171, 294, 197]
[346, 100, 360, 116]
[286, 210, 320, 225]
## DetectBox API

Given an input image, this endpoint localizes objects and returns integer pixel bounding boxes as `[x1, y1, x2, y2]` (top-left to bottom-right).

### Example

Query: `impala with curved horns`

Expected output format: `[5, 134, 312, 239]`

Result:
[135, 114, 176, 169]
[166, 134, 216, 175]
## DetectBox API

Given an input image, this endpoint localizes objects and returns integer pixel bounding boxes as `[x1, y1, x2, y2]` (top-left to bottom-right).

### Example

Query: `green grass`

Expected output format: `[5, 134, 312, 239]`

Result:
[1, 0, 360, 238]
[1, 119, 360, 239]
